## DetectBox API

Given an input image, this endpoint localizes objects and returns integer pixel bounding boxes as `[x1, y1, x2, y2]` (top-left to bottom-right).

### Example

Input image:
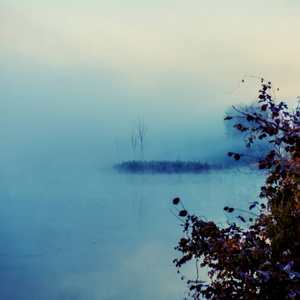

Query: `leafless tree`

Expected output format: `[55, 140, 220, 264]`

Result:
[131, 118, 148, 160]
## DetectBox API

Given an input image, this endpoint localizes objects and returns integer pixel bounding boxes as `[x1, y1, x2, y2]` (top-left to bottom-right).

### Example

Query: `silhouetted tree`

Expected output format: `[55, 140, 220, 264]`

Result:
[173, 79, 300, 299]
[131, 118, 148, 160]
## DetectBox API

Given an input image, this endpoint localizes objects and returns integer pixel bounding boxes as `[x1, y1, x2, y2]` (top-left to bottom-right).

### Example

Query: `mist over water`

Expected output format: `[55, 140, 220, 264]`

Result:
[0, 64, 267, 299]
[1, 0, 300, 297]
[0, 133, 265, 300]
[0, 39, 267, 300]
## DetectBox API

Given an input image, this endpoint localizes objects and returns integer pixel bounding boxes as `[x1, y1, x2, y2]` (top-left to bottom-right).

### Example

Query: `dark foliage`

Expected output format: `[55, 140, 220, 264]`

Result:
[224, 101, 272, 160]
[113, 160, 229, 174]
[173, 80, 300, 299]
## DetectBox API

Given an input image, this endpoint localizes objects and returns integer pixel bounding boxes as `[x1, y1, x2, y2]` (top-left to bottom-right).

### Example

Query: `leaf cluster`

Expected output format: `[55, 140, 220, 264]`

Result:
[173, 80, 300, 299]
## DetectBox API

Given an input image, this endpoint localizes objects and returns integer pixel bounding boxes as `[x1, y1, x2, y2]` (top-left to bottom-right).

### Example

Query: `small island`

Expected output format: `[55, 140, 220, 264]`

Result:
[113, 160, 230, 174]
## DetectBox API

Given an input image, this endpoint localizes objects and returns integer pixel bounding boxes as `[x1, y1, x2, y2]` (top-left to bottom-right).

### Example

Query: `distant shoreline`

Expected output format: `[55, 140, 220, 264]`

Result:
[113, 160, 231, 174]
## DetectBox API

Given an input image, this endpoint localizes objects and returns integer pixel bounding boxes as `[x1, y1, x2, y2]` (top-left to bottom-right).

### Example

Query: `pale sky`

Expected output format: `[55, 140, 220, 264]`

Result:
[1, 0, 300, 163]
[2, 1, 300, 92]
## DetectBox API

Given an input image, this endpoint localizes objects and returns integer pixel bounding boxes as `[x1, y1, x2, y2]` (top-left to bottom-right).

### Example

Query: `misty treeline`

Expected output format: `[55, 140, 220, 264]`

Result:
[114, 160, 227, 174]
[173, 79, 300, 299]
[116, 97, 275, 174]
[115, 115, 234, 173]
[115, 84, 291, 174]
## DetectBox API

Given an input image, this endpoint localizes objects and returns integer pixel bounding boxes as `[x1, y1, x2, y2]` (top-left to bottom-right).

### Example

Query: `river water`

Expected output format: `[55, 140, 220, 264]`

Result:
[0, 165, 264, 300]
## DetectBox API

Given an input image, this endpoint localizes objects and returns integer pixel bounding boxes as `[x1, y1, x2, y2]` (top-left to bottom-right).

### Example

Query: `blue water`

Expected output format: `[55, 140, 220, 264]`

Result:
[0, 166, 264, 300]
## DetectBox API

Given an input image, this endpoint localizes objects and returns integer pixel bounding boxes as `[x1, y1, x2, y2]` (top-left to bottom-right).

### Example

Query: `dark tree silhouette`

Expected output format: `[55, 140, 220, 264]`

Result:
[173, 79, 300, 299]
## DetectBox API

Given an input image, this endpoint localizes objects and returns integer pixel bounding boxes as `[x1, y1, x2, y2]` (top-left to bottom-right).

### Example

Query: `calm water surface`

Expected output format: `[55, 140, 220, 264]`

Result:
[0, 166, 264, 300]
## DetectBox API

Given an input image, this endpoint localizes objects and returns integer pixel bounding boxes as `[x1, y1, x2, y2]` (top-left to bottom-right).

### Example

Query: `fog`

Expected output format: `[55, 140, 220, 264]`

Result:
[1, 1, 299, 298]
[0, 63, 266, 299]
[0, 63, 232, 169]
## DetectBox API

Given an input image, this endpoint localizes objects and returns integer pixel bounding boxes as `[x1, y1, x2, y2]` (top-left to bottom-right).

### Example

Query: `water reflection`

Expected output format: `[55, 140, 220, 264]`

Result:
[132, 190, 146, 224]
[0, 169, 264, 299]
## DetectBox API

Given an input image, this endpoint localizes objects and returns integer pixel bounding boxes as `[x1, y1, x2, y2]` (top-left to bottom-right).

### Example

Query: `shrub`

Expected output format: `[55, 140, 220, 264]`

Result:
[173, 79, 300, 299]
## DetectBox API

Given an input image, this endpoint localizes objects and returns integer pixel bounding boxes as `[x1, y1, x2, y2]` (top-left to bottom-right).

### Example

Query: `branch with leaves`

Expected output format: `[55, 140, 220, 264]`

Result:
[173, 79, 300, 299]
